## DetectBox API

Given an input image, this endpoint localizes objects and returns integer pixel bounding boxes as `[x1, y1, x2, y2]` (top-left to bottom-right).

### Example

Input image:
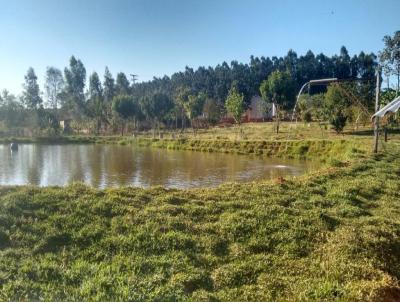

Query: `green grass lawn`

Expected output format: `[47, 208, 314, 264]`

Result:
[0, 140, 399, 301]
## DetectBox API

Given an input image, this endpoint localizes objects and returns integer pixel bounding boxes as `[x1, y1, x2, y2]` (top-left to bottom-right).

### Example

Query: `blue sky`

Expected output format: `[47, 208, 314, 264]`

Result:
[0, 0, 399, 95]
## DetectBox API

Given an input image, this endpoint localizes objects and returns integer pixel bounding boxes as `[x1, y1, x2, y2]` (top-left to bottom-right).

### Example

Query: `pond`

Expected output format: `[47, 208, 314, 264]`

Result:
[0, 144, 320, 189]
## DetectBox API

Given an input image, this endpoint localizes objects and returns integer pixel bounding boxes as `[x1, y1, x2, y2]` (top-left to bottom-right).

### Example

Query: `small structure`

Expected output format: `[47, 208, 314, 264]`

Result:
[372, 96, 400, 119]
[59, 119, 72, 133]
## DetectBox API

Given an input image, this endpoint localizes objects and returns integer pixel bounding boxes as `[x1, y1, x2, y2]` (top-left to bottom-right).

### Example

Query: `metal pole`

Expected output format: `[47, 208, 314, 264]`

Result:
[373, 67, 381, 153]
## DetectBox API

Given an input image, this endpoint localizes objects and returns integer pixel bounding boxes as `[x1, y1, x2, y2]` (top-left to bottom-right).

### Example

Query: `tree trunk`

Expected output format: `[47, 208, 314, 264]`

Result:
[275, 105, 280, 134]
[181, 109, 185, 132]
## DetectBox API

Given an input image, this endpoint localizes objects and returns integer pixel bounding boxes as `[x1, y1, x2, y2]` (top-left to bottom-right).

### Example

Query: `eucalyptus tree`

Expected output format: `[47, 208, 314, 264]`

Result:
[22, 67, 42, 110]
[184, 92, 206, 132]
[380, 31, 400, 94]
[115, 72, 130, 95]
[174, 86, 191, 130]
[202, 97, 220, 125]
[64, 56, 86, 117]
[112, 95, 136, 136]
[88, 72, 106, 133]
[140, 92, 173, 137]
[44, 67, 64, 109]
[103, 67, 115, 103]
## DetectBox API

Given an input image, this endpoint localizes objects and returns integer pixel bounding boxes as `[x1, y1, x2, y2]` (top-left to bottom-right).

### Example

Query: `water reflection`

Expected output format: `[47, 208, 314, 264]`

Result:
[0, 144, 319, 189]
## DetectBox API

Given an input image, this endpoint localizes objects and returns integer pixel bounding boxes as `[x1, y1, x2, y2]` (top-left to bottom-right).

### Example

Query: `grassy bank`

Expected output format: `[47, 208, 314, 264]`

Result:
[2, 122, 395, 163]
[132, 137, 367, 163]
[0, 143, 400, 301]
[1, 135, 368, 163]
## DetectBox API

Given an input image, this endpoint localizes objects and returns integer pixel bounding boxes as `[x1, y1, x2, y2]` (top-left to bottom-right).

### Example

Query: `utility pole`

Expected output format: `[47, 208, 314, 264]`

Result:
[373, 66, 381, 153]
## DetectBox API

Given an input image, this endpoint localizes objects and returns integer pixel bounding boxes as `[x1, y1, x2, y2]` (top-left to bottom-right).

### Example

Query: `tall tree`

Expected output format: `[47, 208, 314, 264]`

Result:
[115, 72, 130, 95]
[380, 31, 400, 94]
[174, 86, 191, 130]
[112, 95, 136, 136]
[22, 67, 42, 110]
[140, 93, 173, 136]
[44, 67, 64, 109]
[184, 92, 206, 130]
[103, 67, 115, 103]
[89, 72, 103, 99]
[88, 72, 105, 133]
[64, 56, 86, 116]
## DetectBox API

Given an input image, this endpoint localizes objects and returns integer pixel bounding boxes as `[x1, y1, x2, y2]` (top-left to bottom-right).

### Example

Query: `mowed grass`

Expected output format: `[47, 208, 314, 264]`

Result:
[0, 143, 399, 301]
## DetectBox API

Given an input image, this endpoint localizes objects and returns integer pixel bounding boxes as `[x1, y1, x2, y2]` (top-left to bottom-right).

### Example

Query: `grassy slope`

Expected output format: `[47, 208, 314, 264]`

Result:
[0, 143, 399, 301]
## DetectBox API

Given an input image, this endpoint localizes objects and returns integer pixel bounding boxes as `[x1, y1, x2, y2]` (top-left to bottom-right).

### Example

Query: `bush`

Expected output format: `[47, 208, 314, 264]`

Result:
[330, 110, 348, 134]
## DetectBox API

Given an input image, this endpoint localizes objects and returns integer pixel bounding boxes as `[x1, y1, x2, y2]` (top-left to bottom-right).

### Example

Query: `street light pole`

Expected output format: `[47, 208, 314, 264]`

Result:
[373, 66, 381, 153]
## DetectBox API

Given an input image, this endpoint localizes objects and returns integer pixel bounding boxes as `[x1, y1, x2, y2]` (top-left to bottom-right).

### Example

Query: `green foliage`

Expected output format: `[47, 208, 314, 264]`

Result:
[112, 95, 136, 120]
[203, 98, 221, 125]
[225, 86, 244, 124]
[44, 67, 64, 109]
[64, 56, 86, 116]
[381, 88, 397, 106]
[140, 93, 173, 124]
[22, 67, 42, 110]
[103, 67, 115, 103]
[380, 31, 400, 93]
[330, 110, 348, 134]
[115, 72, 130, 95]
[325, 86, 350, 133]
[185, 92, 206, 121]
[259, 70, 296, 110]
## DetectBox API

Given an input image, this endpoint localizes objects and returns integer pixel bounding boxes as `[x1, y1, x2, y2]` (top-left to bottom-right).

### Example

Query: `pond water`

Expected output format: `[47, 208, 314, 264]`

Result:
[0, 144, 320, 189]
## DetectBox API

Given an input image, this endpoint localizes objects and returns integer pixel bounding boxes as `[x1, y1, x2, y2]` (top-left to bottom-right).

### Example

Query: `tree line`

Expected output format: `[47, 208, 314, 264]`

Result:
[0, 31, 399, 136]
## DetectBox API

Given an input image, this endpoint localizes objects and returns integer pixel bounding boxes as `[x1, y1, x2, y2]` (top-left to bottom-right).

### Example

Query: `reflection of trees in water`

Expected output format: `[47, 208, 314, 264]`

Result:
[0, 146, 23, 184]
[103, 145, 137, 187]
[0, 144, 318, 188]
[136, 149, 251, 187]
[26, 145, 45, 185]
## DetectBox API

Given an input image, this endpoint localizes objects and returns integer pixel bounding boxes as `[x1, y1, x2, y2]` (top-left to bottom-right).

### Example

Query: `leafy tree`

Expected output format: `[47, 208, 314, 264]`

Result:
[64, 56, 86, 116]
[37, 108, 60, 135]
[184, 92, 206, 130]
[140, 93, 173, 136]
[44, 67, 64, 109]
[330, 110, 348, 134]
[203, 98, 220, 125]
[0, 90, 25, 131]
[225, 85, 244, 125]
[174, 86, 191, 130]
[112, 95, 136, 135]
[103, 67, 115, 103]
[380, 31, 400, 94]
[88, 72, 106, 134]
[333, 46, 351, 79]
[259, 70, 295, 133]
[324, 85, 350, 133]
[116, 72, 130, 95]
[88, 72, 103, 99]
[22, 67, 42, 109]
